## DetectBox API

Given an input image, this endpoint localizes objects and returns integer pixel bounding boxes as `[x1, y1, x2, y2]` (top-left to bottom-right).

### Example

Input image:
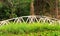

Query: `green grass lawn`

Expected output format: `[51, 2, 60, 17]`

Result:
[0, 22, 60, 36]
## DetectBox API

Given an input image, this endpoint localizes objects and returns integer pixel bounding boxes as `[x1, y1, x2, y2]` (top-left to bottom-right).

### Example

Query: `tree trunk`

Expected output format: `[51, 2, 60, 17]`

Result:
[55, 0, 58, 18]
[34, 0, 41, 15]
[30, 0, 35, 15]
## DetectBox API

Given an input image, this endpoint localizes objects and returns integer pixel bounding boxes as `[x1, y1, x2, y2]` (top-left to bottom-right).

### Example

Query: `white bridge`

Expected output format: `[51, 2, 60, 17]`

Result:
[0, 15, 60, 26]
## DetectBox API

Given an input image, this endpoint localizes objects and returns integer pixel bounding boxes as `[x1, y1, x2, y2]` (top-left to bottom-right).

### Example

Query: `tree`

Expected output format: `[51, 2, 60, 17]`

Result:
[55, 0, 58, 18]
[30, 0, 35, 15]
[0, 0, 31, 20]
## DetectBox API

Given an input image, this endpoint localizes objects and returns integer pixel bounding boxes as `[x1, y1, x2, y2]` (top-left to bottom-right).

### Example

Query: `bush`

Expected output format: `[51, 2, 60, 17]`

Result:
[0, 0, 31, 20]
[0, 22, 60, 36]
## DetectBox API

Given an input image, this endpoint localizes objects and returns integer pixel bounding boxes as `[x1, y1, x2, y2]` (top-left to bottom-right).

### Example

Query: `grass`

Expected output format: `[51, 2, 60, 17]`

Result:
[0, 22, 60, 36]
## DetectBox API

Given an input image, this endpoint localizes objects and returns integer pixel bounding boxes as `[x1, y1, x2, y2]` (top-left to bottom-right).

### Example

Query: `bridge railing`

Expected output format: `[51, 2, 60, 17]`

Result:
[0, 15, 60, 26]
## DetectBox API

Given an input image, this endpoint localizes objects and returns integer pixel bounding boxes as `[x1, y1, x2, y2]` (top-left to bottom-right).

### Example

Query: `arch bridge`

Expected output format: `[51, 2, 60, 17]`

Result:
[0, 15, 60, 26]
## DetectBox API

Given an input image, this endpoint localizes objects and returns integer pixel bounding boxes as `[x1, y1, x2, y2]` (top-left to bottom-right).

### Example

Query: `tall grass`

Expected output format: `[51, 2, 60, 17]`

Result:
[0, 22, 60, 36]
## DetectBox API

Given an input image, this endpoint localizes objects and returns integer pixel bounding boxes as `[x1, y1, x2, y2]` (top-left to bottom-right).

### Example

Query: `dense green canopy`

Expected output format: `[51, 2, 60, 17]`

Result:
[0, 0, 59, 20]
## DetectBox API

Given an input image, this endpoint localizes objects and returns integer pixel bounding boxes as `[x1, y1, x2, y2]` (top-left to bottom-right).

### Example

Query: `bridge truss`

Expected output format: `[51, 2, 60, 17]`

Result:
[0, 15, 60, 26]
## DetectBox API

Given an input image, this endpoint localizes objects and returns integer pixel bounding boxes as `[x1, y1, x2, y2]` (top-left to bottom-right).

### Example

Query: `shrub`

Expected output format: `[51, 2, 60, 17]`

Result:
[0, 22, 60, 36]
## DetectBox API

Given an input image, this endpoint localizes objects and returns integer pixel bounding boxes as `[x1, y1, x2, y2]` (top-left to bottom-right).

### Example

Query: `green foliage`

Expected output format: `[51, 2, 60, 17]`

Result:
[0, 22, 60, 36]
[0, 0, 31, 20]
[0, 0, 59, 20]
